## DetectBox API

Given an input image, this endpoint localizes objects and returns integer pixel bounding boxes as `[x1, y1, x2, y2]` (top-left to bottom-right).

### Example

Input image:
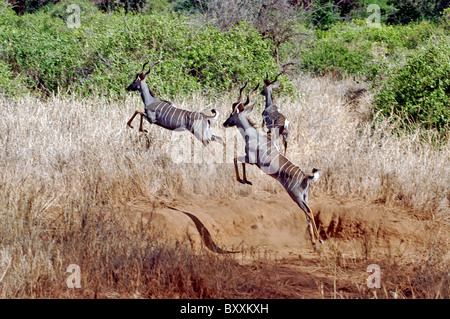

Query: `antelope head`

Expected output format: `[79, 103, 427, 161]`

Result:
[260, 72, 282, 98]
[223, 82, 259, 128]
[126, 61, 160, 92]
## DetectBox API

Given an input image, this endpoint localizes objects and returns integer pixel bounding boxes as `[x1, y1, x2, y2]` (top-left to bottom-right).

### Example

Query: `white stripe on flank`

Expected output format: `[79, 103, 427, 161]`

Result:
[283, 164, 296, 187]
[161, 104, 172, 123]
[288, 168, 301, 189]
[165, 105, 177, 124]
[260, 145, 274, 163]
[156, 103, 168, 120]
[258, 139, 274, 161]
[268, 153, 281, 172]
[291, 172, 305, 190]
[277, 161, 290, 179]
[153, 101, 165, 113]
[175, 108, 184, 127]
[168, 106, 177, 126]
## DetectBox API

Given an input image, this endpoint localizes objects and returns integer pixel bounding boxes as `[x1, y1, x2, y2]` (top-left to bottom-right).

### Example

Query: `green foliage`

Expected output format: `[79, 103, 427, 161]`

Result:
[95, 0, 150, 13]
[49, 0, 98, 20]
[442, 7, 450, 26]
[385, 0, 449, 25]
[0, 0, 447, 138]
[13, 0, 56, 14]
[299, 27, 379, 80]
[172, 0, 205, 13]
[343, 0, 396, 23]
[306, 0, 449, 26]
[374, 36, 450, 134]
[309, 0, 342, 30]
[0, 0, 18, 22]
[297, 20, 444, 81]
[0, 60, 27, 96]
[0, 6, 277, 98]
[296, 18, 449, 136]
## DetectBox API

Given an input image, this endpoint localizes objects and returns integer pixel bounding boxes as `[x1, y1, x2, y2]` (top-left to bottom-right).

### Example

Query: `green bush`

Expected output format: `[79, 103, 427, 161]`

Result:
[297, 20, 443, 81]
[308, 0, 342, 30]
[48, 0, 98, 21]
[374, 36, 450, 134]
[0, 60, 27, 96]
[385, 0, 449, 24]
[0, 5, 278, 99]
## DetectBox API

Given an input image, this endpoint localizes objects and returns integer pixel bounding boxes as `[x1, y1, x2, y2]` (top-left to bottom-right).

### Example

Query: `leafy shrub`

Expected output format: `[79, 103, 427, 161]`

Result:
[299, 29, 379, 80]
[297, 20, 443, 81]
[0, 6, 278, 98]
[385, 0, 449, 24]
[48, 0, 98, 21]
[374, 36, 450, 134]
[442, 7, 450, 26]
[0, 60, 27, 96]
[308, 0, 343, 30]
[343, 0, 396, 23]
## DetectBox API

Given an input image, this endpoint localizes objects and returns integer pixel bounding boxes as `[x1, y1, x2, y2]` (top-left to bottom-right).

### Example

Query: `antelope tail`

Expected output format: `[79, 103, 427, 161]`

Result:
[206, 109, 219, 121]
[309, 168, 320, 182]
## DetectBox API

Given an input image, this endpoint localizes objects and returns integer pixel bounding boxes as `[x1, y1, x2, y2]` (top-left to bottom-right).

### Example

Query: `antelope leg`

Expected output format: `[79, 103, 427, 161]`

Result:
[127, 110, 142, 129]
[234, 157, 245, 184]
[304, 202, 323, 244]
[242, 163, 252, 185]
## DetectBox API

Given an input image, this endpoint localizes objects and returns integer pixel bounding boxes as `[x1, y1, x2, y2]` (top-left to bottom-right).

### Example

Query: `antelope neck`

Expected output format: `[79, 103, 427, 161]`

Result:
[263, 91, 273, 109]
[236, 113, 257, 137]
[139, 81, 158, 107]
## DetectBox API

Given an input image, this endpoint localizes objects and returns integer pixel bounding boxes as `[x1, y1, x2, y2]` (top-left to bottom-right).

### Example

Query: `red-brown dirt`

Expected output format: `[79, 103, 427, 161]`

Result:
[122, 192, 448, 298]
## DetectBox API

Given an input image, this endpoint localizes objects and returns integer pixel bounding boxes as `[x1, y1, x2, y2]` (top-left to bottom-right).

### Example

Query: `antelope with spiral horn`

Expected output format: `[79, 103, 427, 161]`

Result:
[126, 61, 222, 146]
[260, 72, 290, 155]
[223, 82, 323, 249]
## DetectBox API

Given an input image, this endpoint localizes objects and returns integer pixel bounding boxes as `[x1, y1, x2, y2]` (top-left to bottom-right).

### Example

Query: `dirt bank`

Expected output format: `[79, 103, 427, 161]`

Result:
[122, 192, 447, 298]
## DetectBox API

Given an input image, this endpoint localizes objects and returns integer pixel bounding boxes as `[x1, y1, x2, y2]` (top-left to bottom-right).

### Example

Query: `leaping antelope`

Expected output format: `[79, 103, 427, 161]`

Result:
[261, 72, 290, 155]
[126, 61, 222, 146]
[223, 83, 323, 249]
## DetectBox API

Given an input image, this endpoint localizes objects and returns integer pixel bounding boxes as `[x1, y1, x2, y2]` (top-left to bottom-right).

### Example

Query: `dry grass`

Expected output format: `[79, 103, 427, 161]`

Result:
[0, 75, 448, 298]
[277, 76, 449, 220]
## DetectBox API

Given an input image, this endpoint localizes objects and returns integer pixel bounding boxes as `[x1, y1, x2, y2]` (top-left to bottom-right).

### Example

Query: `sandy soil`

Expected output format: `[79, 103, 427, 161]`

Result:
[121, 189, 447, 298]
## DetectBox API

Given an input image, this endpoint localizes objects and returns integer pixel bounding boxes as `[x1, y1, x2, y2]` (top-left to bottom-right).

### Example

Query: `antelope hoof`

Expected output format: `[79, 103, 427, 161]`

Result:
[237, 178, 245, 184]
[245, 180, 253, 185]
[127, 124, 134, 129]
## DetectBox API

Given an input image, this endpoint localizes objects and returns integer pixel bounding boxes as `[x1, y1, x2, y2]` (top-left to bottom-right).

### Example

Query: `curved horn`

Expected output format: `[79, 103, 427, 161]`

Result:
[141, 61, 149, 73]
[232, 82, 248, 112]
[145, 61, 160, 75]
[244, 83, 260, 106]
[269, 71, 283, 85]
[238, 81, 247, 101]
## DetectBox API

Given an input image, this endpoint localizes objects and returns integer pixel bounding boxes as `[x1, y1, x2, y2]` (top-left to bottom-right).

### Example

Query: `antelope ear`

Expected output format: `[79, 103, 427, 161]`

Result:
[271, 81, 281, 89]
[235, 103, 244, 114]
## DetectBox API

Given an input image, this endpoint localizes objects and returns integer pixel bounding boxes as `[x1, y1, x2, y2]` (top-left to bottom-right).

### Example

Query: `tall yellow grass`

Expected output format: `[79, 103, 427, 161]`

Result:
[0, 75, 448, 298]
